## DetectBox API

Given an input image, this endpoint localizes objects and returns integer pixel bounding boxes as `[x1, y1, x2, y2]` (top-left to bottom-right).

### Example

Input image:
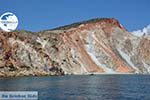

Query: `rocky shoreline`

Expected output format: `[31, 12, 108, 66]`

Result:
[0, 69, 65, 77]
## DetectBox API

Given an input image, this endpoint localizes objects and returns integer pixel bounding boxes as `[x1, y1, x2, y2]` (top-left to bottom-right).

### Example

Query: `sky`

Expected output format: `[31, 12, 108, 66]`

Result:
[0, 0, 150, 32]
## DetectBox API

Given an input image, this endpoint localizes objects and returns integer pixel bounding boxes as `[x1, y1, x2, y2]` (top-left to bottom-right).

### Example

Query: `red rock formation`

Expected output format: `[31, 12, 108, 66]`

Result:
[0, 18, 149, 77]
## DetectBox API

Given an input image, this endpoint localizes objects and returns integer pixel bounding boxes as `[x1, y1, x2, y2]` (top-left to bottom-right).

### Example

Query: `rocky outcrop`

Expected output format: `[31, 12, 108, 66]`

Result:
[0, 18, 150, 77]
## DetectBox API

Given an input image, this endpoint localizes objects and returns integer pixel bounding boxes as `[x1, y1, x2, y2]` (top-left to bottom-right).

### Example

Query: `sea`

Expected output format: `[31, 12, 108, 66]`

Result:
[0, 75, 150, 100]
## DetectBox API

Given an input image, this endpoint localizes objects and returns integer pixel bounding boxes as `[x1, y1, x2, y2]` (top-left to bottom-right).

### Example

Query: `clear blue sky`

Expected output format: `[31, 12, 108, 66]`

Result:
[0, 0, 150, 32]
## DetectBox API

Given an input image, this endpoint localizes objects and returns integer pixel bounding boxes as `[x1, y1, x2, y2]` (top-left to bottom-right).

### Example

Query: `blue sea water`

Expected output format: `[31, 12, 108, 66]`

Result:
[0, 75, 150, 100]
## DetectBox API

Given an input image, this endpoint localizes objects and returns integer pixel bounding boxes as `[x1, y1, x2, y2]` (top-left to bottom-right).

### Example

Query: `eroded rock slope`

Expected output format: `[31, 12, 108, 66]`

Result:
[0, 18, 150, 77]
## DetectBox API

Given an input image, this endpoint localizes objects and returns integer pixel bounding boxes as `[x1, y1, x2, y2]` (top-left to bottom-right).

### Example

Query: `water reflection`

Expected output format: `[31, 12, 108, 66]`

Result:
[0, 75, 150, 100]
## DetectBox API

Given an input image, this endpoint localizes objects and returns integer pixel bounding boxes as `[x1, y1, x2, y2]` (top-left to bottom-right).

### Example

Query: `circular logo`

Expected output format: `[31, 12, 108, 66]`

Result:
[0, 12, 18, 32]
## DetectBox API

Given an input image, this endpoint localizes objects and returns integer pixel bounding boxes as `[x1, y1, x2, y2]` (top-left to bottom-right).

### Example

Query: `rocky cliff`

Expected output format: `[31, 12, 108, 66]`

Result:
[0, 18, 150, 77]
